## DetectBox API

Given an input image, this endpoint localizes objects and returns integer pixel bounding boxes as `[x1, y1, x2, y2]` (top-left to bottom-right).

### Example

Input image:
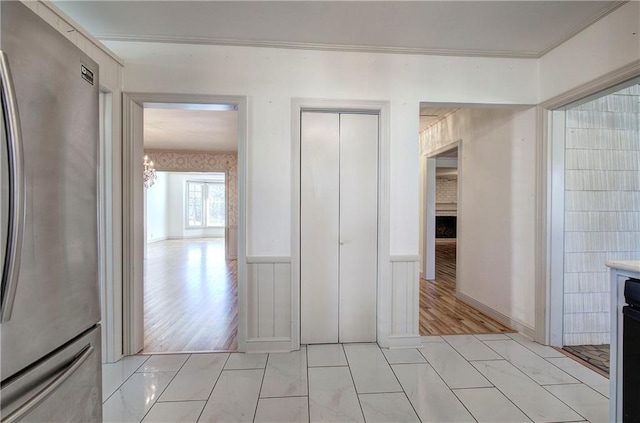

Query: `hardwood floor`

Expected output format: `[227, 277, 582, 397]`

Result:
[419, 240, 514, 336]
[143, 238, 237, 353]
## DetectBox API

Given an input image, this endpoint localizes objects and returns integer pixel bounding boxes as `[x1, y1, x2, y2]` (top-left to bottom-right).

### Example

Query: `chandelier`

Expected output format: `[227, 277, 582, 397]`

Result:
[143, 155, 157, 188]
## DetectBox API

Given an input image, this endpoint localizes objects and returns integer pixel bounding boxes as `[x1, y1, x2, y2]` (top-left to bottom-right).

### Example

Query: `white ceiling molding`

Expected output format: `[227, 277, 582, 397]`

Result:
[93, 34, 543, 59]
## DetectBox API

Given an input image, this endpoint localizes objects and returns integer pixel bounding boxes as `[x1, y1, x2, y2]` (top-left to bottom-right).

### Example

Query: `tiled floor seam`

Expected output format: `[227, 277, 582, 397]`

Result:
[253, 353, 271, 422]
[481, 339, 581, 386]
[194, 353, 232, 423]
[138, 354, 192, 423]
[102, 356, 151, 404]
[473, 358, 590, 423]
[343, 346, 367, 421]
[540, 382, 607, 421]
[382, 349, 422, 423]
[464, 360, 545, 423]
[542, 356, 609, 395]
[411, 347, 479, 422]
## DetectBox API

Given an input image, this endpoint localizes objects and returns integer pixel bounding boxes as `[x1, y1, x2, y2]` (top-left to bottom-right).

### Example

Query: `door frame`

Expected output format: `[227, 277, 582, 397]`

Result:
[122, 92, 248, 354]
[421, 141, 461, 283]
[291, 99, 391, 350]
[536, 64, 640, 345]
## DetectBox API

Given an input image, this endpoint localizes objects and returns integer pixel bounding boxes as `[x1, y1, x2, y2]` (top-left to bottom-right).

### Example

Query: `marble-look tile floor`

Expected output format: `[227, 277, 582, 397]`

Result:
[102, 333, 609, 423]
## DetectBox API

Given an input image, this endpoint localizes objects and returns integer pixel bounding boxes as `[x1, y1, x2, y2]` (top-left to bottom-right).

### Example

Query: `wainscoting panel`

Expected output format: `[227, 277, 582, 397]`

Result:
[246, 257, 292, 351]
[389, 256, 421, 348]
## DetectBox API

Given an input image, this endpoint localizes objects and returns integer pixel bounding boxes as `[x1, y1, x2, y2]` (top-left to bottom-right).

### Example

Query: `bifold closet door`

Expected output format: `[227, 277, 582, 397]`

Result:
[301, 112, 340, 344]
[300, 111, 378, 344]
[338, 113, 378, 343]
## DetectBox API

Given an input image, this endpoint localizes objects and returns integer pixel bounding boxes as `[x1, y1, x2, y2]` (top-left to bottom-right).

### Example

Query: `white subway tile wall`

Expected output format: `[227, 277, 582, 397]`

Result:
[563, 84, 640, 346]
[436, 176, 458, 204]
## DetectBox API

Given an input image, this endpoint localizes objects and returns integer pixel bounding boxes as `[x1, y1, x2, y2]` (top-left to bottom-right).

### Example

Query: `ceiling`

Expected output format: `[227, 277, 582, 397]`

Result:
[53, 1, 622, 58]
[420, 106, 459, 132]
[144, 108, 238, 152]
[54, 1, 623, 144]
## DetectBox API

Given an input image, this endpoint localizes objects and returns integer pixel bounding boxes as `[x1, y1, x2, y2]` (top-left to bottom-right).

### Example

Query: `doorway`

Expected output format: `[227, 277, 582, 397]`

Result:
[123, 93, 247, 355]
[300, 111, 378, 344]
[143, 170, 236, 353]
[419, 105, 516, 336]
[547, 78, 640, 373]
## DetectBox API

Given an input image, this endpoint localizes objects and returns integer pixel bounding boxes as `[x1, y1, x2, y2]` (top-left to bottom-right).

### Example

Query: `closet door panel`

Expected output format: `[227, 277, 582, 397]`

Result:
[300, 112, 340, 344]
[338, 113, 378, 343]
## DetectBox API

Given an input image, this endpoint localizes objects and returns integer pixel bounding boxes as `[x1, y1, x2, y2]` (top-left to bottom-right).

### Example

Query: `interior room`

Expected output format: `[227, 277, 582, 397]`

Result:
[1, 1, 638, 422]
[142, 105, 239, 354]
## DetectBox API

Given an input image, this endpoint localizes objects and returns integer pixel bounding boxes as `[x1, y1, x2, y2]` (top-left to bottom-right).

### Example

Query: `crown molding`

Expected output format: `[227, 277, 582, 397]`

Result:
[541, 59, 640, 110]
[538, 0, 628, 58]
[38, 0, 125, 66]
[96, 34, 541, 59]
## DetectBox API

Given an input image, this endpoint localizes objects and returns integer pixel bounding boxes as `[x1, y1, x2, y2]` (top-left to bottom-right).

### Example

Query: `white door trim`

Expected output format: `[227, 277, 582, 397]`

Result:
[291, 99, 391, 350]
[98, 89, 122, 363]
[421, 141, 461, 284]
[536, 62, 640, 345]
[122, 92, 248, 354]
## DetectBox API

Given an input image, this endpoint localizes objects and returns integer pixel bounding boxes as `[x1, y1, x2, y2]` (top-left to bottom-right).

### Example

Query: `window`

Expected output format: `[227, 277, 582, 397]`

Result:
[186, 180, 225, 228]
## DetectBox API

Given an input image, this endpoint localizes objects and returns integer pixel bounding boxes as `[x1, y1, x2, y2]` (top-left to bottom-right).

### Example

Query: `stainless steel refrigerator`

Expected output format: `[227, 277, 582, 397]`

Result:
[0, 2, 102, 421]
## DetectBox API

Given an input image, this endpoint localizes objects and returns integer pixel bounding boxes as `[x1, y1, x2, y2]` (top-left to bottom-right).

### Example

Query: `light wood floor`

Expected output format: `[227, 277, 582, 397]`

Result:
[143, 238, 237, 353]
[419, 241, 515, 336]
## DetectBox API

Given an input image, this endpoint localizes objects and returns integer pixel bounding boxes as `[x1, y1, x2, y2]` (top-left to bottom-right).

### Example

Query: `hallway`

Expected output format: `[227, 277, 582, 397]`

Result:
[419, 241, 514, 336]
[144, 238, 237, 353]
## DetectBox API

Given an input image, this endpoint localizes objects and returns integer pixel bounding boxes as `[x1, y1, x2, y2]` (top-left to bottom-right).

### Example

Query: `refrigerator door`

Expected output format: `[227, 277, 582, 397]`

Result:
[0, 325, 102, 423]
[0, 1, 100, 381]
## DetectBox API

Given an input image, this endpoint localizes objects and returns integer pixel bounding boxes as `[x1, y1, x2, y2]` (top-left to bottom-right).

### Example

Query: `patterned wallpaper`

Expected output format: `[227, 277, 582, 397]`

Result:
[144, 150, 238, 227]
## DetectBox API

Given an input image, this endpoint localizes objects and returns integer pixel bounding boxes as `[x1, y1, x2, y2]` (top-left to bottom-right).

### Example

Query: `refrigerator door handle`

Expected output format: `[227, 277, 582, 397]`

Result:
[1, 345, 94, 423]
[0, 50, 25, 323]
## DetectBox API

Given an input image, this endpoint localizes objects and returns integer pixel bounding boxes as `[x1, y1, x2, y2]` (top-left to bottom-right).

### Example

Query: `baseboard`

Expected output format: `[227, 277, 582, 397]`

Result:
[245, 337, 292, 353]
[385, 334, 421, 349]
[146, 236, 168, 244]
[390, 255, 420, 262]
[167, 235, 225, 240]
[456, 291, 535, 339]
[246, 256, 291, 264]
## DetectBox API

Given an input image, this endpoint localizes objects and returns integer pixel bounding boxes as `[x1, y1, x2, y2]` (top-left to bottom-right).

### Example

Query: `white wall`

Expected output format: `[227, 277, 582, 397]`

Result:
[539, 1, 640, 103]
[147, 172, 225, 241]
[421, 107, 538, 331]
[106, 40, 538, 257]
[146, 172, 169, 242]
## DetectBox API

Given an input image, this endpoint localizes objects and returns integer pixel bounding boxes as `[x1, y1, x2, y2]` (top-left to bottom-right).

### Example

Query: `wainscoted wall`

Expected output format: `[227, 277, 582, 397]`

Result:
[389, 256, 421, 347]
[246, 257, 292, 352]
[144, 150, 238, 259]
[563, 84, 640, 346]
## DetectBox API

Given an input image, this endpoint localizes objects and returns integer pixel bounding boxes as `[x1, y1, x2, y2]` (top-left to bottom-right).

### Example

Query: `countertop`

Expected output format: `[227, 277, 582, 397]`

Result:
[606, 260, 640, 274]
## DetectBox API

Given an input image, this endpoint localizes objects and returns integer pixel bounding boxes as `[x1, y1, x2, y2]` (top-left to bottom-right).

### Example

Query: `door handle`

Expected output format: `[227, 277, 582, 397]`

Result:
[339, 240, 345, 245]
[0, 50, 26, 323]
[1, 345, 94, 423]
